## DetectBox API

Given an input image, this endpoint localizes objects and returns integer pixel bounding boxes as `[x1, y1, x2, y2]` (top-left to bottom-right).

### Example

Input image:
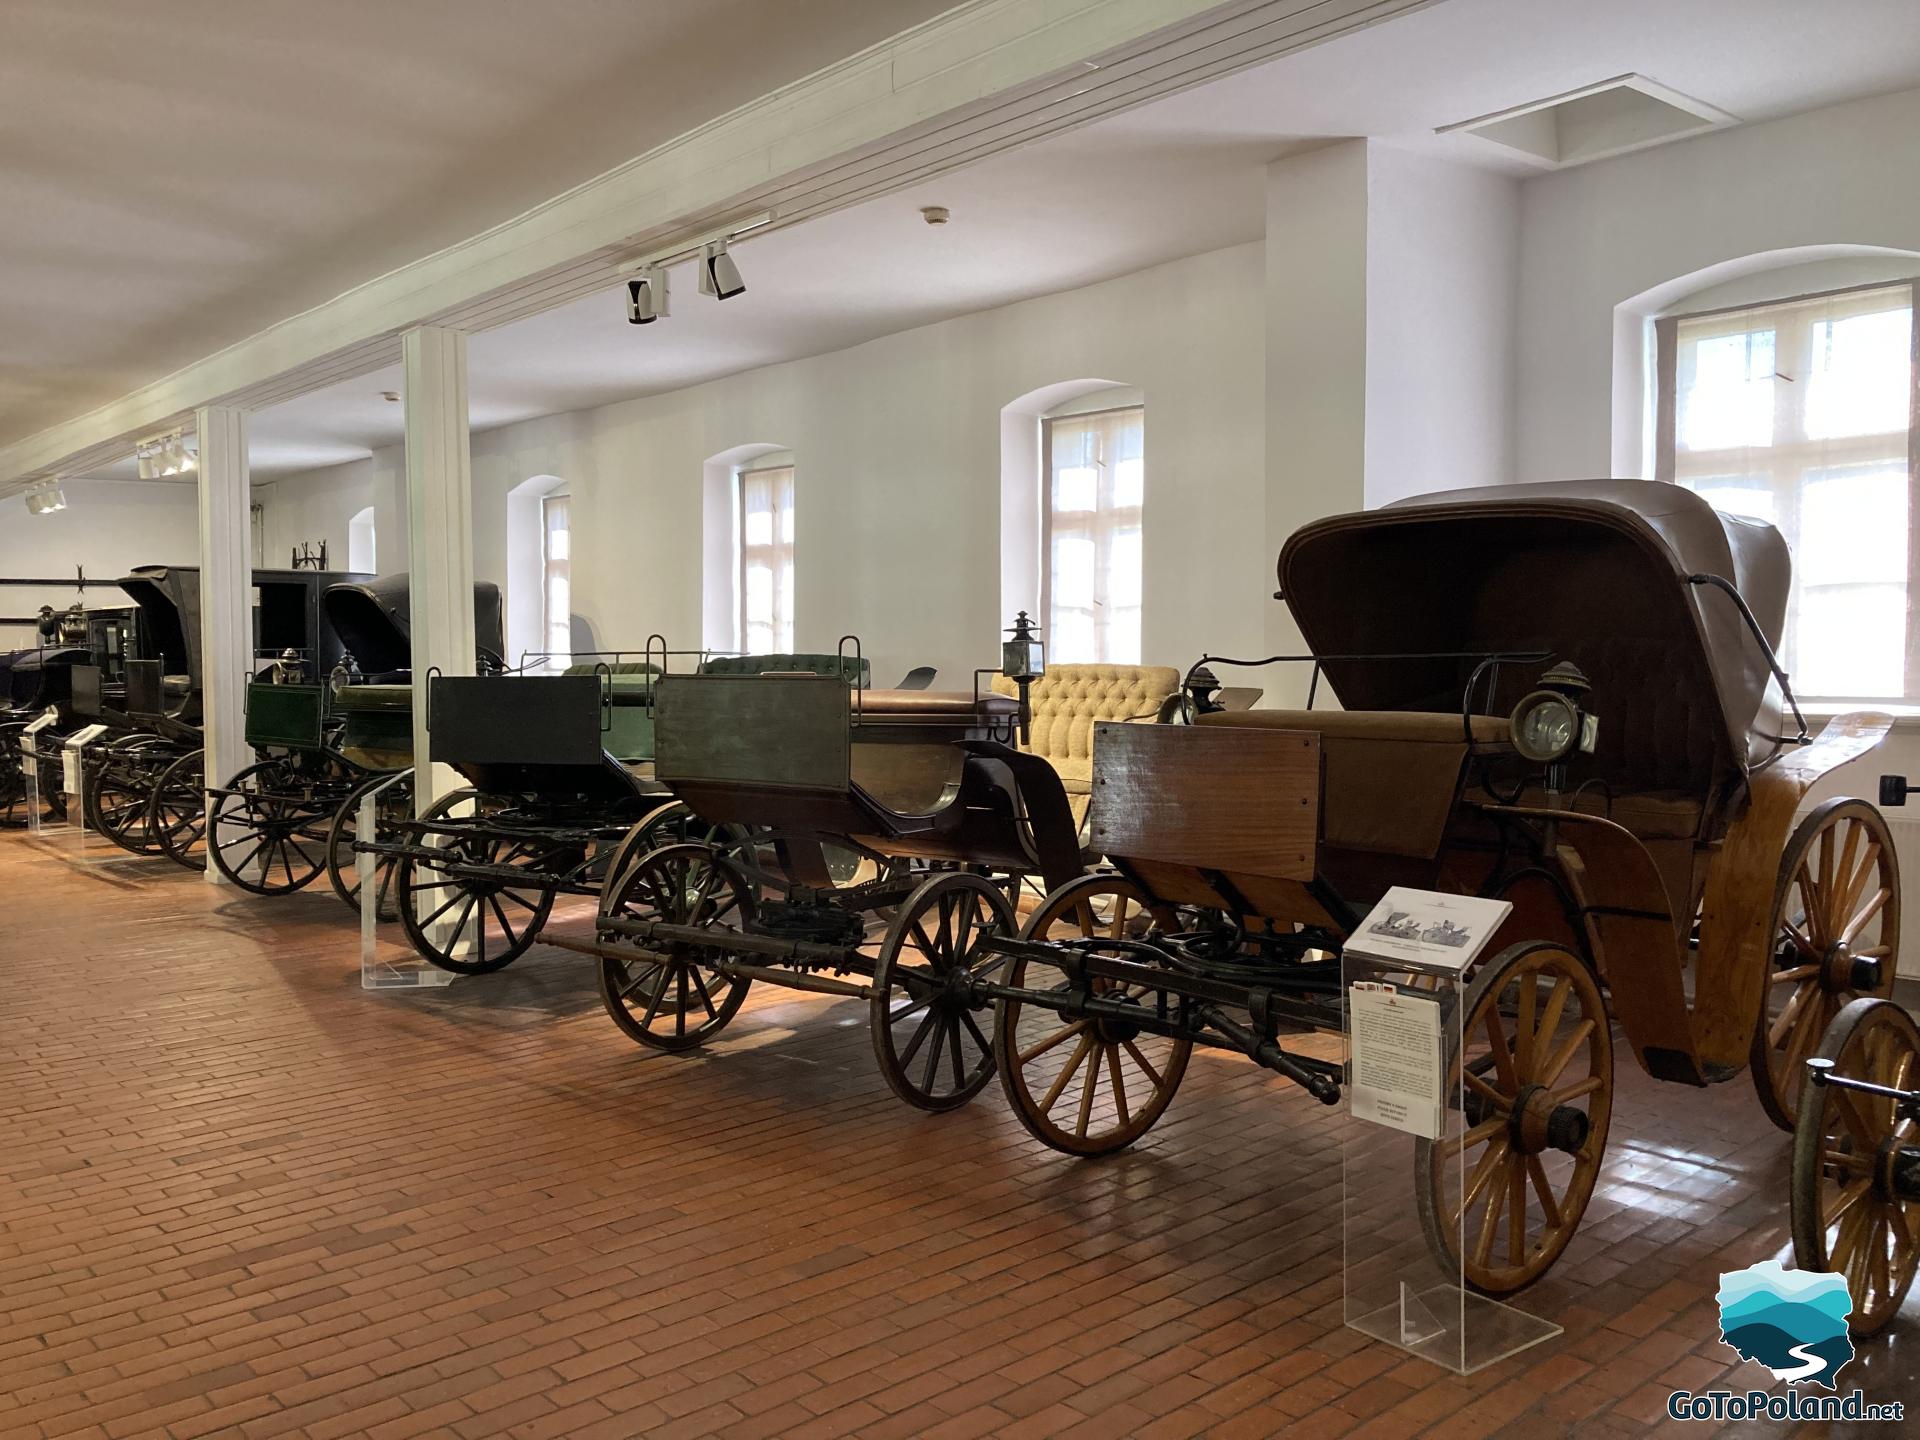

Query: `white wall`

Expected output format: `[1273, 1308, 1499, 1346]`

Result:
[251, 460, 378, 574]
[430, 243, 1269, 689]
[1515, 85, 1920, 482]
[1510, 84, 1920, 959]
[1363, 146, 1520, 508]
[0, 478, 200, 645]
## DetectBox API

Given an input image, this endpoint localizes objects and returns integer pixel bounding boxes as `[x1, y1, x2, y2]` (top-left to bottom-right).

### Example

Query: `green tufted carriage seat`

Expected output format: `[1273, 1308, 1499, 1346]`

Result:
[698, 653, 871, 688]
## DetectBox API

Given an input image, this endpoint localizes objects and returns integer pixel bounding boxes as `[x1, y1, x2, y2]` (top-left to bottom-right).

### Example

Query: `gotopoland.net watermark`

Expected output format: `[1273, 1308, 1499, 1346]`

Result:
[1667, 1390, 1904, 1423]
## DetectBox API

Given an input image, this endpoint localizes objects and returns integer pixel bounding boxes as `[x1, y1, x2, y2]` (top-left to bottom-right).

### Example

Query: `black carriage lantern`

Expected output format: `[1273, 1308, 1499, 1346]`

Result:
[1001, 611, 1045, 745]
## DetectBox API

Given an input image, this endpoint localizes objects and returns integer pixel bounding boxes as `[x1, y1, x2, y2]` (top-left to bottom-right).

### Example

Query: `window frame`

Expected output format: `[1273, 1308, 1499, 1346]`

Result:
[1654, 277, 1920, 705]
[540, 491, 571, 669]
[734, 462, 795, 654]
[1040, 402, 1145, 666]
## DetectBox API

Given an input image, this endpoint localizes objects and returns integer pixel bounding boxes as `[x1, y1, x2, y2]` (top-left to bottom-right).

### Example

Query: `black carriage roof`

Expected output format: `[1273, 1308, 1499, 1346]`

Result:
[3, 644, 90, 706]
[321, 575, 505, 673]
[117, 565, 202, 688]
[1278, 479, 1794, 785]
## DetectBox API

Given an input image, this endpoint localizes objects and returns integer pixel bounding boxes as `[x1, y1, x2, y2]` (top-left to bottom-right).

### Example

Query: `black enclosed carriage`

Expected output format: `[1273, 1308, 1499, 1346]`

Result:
[77, 567, 206, 859]
[1, 643, 95, 825]
[573, 668, 1088, 1111]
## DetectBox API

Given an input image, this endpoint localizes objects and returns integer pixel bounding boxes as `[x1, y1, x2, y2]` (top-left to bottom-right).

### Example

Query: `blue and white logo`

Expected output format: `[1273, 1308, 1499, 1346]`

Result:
[1715, 1260, 1854, 1390]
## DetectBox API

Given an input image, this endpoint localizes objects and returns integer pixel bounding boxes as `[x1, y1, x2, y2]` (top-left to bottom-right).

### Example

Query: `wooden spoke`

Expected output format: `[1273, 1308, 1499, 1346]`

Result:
[1550, 1075, 1603, 1104]
[1440, 1115, 1508, 1159]
[1526, 1157, 1562, 1229]
[1537, 1019, 1596, 1088]
[1507, 1160, 1527, 1266]
[1515, 974, 1537, 1080]
[1074, 1041, 1101, 1139]
[1483, 1001, 1519, 1089]
[1462, 1068, 1512, 1111]
[1036, 1034, 1093, 1115]
[1018, 1019, 1086, 1066]
[1106, 1044, 1131, 1128]
[1121, 1038, 1164, 1089]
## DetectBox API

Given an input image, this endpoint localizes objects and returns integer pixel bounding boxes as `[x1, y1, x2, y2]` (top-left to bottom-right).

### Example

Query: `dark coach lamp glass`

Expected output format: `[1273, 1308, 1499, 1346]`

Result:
[1511, 660, 1595, 765]
[1002, 611, 1045, 745]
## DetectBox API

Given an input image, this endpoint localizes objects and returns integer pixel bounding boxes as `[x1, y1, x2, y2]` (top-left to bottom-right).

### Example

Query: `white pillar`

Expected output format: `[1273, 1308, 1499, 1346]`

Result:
[195, 405, 251, 885]
[403, 326, 477, 811]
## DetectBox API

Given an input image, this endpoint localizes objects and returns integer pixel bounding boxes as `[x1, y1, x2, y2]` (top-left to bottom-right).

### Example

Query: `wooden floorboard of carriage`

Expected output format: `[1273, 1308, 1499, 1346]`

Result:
[1, 832, 1914, 1440]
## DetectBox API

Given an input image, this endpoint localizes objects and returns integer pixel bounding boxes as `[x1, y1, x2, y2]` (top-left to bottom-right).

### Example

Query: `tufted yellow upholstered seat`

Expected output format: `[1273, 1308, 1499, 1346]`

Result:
[993, 664, 1181, 817]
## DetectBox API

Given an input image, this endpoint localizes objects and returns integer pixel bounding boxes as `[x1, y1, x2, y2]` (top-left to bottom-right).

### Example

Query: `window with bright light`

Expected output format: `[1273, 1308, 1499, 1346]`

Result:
[736, 465, 794, 653]
[1043, 406, 1144, 664]
[347, 506, 376, 574]
[1658, 282, 1917, 701]
[542, 493, 570, 667]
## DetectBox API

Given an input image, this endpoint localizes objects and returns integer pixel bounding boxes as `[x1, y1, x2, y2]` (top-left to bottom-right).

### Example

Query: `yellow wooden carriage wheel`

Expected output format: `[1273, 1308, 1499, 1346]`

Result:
[1416, 941, 1614, 1295]
[1753, 800, 1900, 1131]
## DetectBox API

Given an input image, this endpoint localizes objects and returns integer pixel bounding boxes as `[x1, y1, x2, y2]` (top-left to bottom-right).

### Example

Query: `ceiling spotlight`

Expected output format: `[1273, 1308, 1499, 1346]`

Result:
[381, 390, 401, 403]
[920, 205, 951, 225]
[25, 480, 67, 516]
[626, 265, 670, 324]
[698, 239, 745, 300]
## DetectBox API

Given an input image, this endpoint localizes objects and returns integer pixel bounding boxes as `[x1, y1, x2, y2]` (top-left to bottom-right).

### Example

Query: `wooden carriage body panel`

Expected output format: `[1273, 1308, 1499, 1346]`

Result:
[1089, 722, 1328, 926]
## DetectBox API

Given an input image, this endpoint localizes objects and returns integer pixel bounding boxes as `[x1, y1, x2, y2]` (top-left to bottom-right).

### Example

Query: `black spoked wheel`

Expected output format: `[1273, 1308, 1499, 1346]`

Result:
[0, 726, 28, 828]
[84, 744, 169, 854]
[207, 760, 334, 894]
[395, 794, 557, 974]
[871, 871, 1015, 1112]
[325, 770, 418, 919]
[150, 749, 206, 870]
[995, 873, 1191, 1156]
[1791, 998, 1920, 1336]
[598, 842, 754, 1050]
[596, 802, 753, 899]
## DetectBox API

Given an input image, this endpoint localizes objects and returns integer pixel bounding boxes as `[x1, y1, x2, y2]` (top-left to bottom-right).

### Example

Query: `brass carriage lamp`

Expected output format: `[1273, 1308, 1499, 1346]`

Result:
[1002, 611, 1045, 745]
[1510, 661, 1598, 790]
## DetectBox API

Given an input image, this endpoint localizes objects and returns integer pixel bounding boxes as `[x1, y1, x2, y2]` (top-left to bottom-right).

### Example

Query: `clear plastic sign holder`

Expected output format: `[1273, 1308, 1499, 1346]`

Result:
[1341, 943, 1561, 1374]
[361, 770, 453, 990]
[19, 714, 58, 837]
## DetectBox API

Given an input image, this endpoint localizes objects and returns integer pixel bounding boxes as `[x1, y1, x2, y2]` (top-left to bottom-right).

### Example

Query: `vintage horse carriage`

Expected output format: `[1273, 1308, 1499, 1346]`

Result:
[76, 567, 208, 860]
[1, 642, 97, 824]
[373, 666, 684, 972]
[566, 641, 1092, 1110]
[951, 480, 1897, 1297]
[88, 566, 379, 869]
[368, 642, 944, 970]
[192, 575, 504, 898]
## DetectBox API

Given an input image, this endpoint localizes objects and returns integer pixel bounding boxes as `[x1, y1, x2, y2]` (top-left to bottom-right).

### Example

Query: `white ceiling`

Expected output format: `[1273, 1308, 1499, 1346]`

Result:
[0, 0, 959, 450]
[43, 0, 1920, 484]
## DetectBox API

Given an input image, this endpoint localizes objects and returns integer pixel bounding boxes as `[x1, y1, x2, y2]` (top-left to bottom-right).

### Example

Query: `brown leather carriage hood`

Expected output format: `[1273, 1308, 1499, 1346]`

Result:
[1276, 480, 1791, 790]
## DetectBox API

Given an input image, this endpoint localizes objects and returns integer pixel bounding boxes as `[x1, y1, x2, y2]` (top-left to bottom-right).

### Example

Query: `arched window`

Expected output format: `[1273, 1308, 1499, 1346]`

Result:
[347, 506, 376, 573]
[1043, 394, 1143, 665]
[541, 493, 571, 665]
[703, 444, 793, 654]
[1648, 261, 1918, 701]
[506, 474, 569, 669]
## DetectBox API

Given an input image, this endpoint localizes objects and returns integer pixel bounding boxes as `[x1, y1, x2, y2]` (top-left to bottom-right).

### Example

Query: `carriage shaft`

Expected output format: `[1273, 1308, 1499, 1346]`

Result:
[357, 840, 593, 895]
[596, 914, 869, 972]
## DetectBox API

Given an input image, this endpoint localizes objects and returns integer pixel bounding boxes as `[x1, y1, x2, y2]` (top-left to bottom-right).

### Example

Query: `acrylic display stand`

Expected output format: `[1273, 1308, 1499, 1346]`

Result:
[19, 715, 58, 836]
[1341, 945, 1561, 1374]
[360, 771, 453, 991]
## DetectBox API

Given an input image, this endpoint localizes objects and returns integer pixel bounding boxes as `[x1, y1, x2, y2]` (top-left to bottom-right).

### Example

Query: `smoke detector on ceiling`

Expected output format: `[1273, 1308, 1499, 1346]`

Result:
[1439, 75, 1736, 171]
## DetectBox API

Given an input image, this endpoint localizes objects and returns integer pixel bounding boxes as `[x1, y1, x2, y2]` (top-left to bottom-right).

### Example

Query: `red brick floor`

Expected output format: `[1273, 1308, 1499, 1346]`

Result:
[2, 833, 1915, 1439]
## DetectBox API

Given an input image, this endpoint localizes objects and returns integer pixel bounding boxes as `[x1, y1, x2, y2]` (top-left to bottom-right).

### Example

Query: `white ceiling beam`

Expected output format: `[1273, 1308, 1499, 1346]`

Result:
[0, 0, 1434, 496]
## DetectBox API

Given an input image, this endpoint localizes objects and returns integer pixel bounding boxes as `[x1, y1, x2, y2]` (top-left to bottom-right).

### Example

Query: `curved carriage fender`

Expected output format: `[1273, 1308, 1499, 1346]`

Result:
[954, 740, 1084, 893]
[1693, 710, 1895, 1073]
[1491, 806, 1703, 1084]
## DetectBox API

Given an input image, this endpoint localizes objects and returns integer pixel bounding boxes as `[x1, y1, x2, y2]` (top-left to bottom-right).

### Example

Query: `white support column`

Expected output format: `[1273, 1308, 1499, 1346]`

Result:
[403, 326, 477, 812]
[195, 405, 251, 885]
